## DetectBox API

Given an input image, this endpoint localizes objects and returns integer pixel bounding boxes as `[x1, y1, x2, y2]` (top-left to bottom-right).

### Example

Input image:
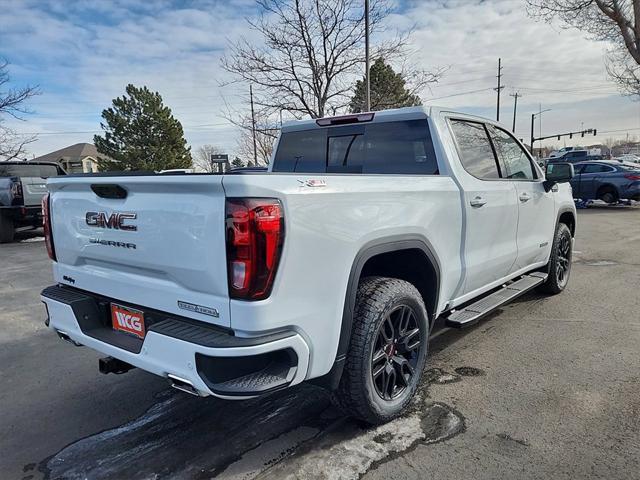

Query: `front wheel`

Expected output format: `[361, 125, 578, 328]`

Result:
[538, 223, 573, 294]
[332, 277, 429, 425]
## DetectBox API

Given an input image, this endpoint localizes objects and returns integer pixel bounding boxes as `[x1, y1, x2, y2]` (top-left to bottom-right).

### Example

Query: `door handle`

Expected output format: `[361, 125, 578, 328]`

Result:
[470, 196, 486, 208]
[519, 193, 531, 202]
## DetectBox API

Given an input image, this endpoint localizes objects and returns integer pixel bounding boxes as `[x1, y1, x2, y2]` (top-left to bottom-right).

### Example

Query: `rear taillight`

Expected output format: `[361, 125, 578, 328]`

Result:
[225, 198, 284, 300]
[10, 180, 23, 199]
[624, 173, 640, 181]
[42, 193, 56, 261]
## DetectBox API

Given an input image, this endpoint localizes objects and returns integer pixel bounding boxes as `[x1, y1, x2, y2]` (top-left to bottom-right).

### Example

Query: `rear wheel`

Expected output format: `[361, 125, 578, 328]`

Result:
[0, 213, 15, 243]
[539, 223, 572, 294]
[597, 186, 618, 204]
[332, 277, 429, 425]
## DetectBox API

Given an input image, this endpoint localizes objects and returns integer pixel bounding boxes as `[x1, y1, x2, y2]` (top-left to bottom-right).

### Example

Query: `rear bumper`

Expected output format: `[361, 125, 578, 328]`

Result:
[0, 205, 42, 225]
[41, 285, 309, 399]
[622, 183, 640, 201]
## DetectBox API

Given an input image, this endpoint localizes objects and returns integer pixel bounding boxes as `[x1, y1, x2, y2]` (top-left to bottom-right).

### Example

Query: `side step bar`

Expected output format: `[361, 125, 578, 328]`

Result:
[445, 272, 547, 328]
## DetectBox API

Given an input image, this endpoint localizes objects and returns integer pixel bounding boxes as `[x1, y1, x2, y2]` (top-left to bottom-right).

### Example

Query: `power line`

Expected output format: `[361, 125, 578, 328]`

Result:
[425, 87, 494, 101]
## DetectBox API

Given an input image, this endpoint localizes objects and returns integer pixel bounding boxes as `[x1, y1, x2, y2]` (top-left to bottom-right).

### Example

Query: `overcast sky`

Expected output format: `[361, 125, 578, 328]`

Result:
[1, 0, 639, 158]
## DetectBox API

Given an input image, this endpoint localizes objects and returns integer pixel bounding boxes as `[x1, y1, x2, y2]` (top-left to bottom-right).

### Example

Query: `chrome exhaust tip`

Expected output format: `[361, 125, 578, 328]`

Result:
[56, 330, 82, 347]
[168, 374, 202, 396]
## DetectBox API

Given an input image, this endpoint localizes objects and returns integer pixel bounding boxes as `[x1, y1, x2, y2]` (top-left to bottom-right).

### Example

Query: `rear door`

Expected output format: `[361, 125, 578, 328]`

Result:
[448, 119, 519, 295]
[47, 174, 231, 327]
[577, 163, 616, 199]
[488, 125, 555, 269]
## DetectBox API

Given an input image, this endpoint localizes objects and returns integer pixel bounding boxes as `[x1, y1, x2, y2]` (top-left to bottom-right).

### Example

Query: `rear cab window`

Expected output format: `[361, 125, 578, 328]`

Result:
[272, 119, 439, 175]
[0, 164, 62, 178]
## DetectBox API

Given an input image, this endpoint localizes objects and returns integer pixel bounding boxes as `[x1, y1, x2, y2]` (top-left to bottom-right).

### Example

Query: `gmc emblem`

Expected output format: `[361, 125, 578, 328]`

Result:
[86, 211, 137, 231]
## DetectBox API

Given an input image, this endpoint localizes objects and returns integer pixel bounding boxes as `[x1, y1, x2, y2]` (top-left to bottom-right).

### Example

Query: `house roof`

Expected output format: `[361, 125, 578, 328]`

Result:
[31, 143, 99, 162]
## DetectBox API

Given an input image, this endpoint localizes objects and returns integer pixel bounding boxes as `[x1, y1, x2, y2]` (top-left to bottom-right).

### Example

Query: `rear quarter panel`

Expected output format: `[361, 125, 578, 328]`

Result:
[222, 173, 463, 378]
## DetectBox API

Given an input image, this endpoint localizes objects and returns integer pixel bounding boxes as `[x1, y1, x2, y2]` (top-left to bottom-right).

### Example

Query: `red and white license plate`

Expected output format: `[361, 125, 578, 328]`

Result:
[111, 303, 145, 339]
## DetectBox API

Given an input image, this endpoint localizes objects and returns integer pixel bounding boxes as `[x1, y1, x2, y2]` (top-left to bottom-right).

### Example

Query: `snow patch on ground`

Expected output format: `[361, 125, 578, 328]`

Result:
[19, 236, 44, 242]
[257, 401, 464, 480]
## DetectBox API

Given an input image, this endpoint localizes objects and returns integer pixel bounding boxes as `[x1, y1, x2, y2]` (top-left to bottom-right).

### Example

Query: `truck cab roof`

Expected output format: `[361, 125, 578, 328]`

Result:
[280, 106, 493, 133]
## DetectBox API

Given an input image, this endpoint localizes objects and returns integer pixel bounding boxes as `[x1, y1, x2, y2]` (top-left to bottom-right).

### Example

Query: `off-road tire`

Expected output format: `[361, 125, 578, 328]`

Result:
[538, 223, 572, 294]
[0, 213, 15, 243]
[332, 276, 429, 425]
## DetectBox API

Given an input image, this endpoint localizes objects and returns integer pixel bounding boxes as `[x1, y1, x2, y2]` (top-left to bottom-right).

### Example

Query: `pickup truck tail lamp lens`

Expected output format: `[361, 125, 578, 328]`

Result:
[42, 193, 56, 261]
[10, 180, 23, 200]
[225, 198, 284, 300]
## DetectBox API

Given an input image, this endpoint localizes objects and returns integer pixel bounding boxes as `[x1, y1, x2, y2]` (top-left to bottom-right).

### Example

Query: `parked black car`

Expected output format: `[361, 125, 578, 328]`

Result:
[570, 161, 640, 203]
[0, 161, 66, 242]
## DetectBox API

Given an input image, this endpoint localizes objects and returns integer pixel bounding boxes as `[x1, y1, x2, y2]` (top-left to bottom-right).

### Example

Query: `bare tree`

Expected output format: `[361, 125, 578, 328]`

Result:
[193, 144, 226, 172]
[234, 112, 278, 166]
[0, 60, 39, 160]
[527, 0, 640, 94]
[221, 0, 437, 119]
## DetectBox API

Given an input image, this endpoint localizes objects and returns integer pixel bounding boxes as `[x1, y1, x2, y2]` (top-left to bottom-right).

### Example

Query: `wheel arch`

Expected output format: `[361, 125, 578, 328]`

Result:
[596, 183, 619, 201]
[557, 208, 576, 237]
[313, 235, 441, 390]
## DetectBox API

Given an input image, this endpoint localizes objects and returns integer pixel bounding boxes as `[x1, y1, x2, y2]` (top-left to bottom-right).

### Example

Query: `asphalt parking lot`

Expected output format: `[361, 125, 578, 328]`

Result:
[1, 206, 639, 480]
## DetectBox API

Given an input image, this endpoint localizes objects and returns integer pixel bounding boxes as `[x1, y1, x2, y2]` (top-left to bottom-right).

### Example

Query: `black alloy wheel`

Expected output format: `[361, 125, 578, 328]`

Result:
[371, 305, 421, 401]
[556, 231, 571, 288]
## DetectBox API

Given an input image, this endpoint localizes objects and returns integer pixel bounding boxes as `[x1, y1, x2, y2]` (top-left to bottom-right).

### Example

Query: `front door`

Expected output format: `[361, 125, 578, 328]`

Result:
[488, 126, 555, 270]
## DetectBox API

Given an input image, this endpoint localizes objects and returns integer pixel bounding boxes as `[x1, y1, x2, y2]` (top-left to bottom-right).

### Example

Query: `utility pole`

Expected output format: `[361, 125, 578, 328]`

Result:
[249, 84, 258, 167]
[495, 58, 504, 121]
[510, 92, 520, 133]
[364, 0, 371, 111]
[530, 113, 535, 153]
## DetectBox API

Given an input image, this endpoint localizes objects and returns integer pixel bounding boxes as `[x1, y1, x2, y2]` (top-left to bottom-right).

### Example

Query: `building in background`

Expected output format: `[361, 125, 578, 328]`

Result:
[31, 143, 102, 173]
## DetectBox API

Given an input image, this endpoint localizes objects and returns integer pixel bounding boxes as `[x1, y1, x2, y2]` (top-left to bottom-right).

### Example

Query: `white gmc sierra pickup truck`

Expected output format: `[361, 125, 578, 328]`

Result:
[41, 107, 576, 424]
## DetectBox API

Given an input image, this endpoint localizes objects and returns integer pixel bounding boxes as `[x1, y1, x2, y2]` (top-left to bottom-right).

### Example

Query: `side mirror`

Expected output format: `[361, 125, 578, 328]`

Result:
[544, 162, 574, 192]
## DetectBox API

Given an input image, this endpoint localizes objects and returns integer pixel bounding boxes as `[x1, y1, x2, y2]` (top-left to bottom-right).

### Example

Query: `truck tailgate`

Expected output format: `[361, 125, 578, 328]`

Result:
[47, 175, 230, 327]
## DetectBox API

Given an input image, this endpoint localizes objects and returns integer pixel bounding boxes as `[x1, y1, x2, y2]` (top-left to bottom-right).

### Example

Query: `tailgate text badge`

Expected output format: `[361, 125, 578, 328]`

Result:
[177, 301, 219, 318]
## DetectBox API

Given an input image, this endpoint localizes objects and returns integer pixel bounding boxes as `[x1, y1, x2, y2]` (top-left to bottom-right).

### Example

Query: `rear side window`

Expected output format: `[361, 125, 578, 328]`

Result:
[0, 164, 60, 177]
[272, 119, 438, 175]
[449, 120, 500, 179]
[581, 163, 614, 174]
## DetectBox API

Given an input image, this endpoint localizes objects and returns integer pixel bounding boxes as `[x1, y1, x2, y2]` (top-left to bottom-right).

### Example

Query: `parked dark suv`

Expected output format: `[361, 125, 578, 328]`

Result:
[0, 161, 66, 242]
[570, 161, 640, 203]
[549, 150, 589, 164]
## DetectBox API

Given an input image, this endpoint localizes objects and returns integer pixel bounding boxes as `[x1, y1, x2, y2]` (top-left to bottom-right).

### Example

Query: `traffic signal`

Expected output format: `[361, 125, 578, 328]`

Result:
[569, 133, 573, 139]
[593, 129, 597, 136]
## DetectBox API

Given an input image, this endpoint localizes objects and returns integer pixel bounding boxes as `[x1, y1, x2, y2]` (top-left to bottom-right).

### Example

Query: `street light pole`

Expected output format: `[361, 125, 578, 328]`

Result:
[364, 0, 371, 112]
[530, 113, 535, 153]
[530, 108, 552, 155]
